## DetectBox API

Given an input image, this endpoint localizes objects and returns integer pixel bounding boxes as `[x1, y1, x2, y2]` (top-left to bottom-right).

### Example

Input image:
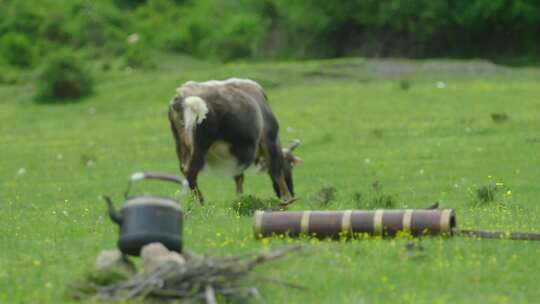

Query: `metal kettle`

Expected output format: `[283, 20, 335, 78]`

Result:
[103, 172, 188, 256]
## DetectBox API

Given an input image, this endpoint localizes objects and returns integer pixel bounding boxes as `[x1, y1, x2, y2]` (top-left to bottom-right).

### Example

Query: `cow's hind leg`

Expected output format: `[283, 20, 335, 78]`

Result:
[186, 144, 208, 204]
[234, 174, 244, 195]
[231, 143, 256, 195]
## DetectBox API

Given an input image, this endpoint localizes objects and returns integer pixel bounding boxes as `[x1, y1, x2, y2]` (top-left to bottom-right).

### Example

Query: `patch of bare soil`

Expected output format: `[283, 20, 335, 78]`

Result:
[365, 59, 508, 79]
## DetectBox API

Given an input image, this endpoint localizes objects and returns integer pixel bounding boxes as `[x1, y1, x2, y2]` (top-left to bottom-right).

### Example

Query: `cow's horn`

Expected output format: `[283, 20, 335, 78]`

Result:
[288, 139, 300, 151]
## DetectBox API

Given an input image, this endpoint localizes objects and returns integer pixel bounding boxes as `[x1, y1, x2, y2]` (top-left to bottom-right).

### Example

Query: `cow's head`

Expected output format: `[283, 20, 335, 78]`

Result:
[280, 139, 302, 196]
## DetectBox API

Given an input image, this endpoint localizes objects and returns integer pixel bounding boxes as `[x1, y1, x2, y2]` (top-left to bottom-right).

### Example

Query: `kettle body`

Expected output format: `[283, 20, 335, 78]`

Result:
[116, 196, 183, 255]
[105, 172, 187, 256]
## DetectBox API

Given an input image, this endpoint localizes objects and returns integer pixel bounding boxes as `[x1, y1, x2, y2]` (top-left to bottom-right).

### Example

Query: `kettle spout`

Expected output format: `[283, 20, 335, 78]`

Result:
[103, 196, 122, 225]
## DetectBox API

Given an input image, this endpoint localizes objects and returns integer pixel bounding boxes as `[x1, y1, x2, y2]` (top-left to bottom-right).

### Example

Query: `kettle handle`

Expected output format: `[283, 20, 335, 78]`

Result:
[124, 171, 188, 199]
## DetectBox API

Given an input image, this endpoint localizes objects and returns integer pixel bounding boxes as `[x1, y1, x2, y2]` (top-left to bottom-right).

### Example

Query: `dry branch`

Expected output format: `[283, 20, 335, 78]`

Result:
[72, 245, 302, 303]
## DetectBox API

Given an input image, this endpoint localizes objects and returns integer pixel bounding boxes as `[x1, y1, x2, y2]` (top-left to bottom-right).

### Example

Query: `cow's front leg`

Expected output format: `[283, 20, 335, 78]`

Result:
[263, 138, 293, 201]
[186, 145, 208, 204]
[275, 175, 293, 201]
[234, 174, 244, 195]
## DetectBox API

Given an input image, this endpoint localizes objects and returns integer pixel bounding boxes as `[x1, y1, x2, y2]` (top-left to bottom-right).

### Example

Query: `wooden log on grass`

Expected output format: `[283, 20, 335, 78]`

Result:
[253, 209, 456, 238]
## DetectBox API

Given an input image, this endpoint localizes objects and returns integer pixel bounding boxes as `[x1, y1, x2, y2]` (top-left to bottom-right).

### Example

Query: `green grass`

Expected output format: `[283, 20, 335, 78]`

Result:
[1, 56, 540, 303]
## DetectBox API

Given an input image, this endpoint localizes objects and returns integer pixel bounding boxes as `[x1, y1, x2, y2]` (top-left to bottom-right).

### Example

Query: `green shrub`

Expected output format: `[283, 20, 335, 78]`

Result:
[211, 13, 268, 61]
[114, 0, 148, 7]
[231, 195, 280, 216]
[0, 66, 20, 85]
[123, 45, 153, 68]
[0, 1, 46, 38]
[39, 16, 71, 43]
[165, 20, 211, 54]
[67, 2, 128, 49]
[115, 0, 187, 8]
[162, 1, 269, 61]
[0, 32, 35, 68]
[35, 53, 93, 102]
[399, 79, 412, 91]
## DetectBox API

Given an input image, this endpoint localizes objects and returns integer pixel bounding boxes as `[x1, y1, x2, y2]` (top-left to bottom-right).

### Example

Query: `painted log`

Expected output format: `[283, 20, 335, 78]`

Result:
[253, 209, 456, 238]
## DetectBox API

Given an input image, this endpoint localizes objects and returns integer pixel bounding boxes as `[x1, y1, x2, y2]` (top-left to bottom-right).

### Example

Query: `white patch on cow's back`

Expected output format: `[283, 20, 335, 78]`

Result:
[183, 96, 208, 124]
[182, 96, 208, 147]
[177, 78, 262, 97]
[202, 141, 245, 177]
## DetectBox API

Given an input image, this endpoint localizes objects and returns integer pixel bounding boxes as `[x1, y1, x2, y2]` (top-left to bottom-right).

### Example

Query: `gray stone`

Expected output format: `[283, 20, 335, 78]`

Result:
[95, 249, 135, 273]
[141, 242, 186, 274]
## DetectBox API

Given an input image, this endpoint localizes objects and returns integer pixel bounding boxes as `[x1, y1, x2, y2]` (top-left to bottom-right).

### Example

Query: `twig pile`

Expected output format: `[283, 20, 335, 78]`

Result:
[73, 245, 303, 303]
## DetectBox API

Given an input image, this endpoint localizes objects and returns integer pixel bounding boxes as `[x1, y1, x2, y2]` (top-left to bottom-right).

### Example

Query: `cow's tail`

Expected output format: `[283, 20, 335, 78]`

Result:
[183, 96, 208, 141]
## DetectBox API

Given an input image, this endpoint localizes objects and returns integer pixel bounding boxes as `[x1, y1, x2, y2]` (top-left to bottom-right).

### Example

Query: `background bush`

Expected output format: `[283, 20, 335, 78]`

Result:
[123, 44, 153, 68]
[35, 53, 93, 102]
[211, 13, 267, 61]
[0, 32, 35, 68]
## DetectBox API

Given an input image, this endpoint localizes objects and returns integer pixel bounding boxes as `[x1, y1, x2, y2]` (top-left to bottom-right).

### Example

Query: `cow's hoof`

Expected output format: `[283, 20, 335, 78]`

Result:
[190, 189, 205, 205]
[279, 197, 298, 207]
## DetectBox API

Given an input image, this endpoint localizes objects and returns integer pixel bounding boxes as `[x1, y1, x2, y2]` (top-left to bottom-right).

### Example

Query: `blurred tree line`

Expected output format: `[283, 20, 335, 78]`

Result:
[1, 0, 539, 98]
[2, 0, 539, 65]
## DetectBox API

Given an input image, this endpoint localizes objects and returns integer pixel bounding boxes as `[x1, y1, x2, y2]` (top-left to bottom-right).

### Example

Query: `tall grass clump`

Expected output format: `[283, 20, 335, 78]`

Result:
[469, 179, 511, 207]
[231, 195, 280, 216]
[35, 52, 93, 102]
[353, 181, 398, 209]
[310, 186, 337, 207]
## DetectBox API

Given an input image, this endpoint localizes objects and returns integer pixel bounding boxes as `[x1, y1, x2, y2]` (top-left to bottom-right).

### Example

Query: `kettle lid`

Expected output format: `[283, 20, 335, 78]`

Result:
[123, 196, 182, 211]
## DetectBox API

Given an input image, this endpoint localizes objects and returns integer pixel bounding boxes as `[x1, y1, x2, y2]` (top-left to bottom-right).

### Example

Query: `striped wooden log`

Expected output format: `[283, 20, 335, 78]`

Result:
[253, 209, 456, 238]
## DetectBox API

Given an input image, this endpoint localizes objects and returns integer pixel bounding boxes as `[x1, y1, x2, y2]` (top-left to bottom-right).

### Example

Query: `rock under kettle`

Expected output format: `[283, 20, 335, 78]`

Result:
[140, 242, 186, 274]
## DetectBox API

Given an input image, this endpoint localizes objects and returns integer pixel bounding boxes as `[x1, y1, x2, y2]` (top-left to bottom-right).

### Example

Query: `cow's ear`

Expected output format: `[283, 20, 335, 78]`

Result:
[283, 150, 302, 165]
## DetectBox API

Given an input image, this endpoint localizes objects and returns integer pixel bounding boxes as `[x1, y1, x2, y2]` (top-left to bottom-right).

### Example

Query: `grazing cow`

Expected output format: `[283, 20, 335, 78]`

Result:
[168, 78, 301, 203]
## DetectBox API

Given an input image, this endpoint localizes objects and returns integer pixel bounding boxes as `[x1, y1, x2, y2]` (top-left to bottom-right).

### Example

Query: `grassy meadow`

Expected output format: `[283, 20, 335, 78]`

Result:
[1, 56, 540, 303]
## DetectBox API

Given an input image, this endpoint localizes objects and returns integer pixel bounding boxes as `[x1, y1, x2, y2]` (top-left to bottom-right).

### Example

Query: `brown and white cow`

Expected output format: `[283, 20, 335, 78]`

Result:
[168, 78, 300, 203]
